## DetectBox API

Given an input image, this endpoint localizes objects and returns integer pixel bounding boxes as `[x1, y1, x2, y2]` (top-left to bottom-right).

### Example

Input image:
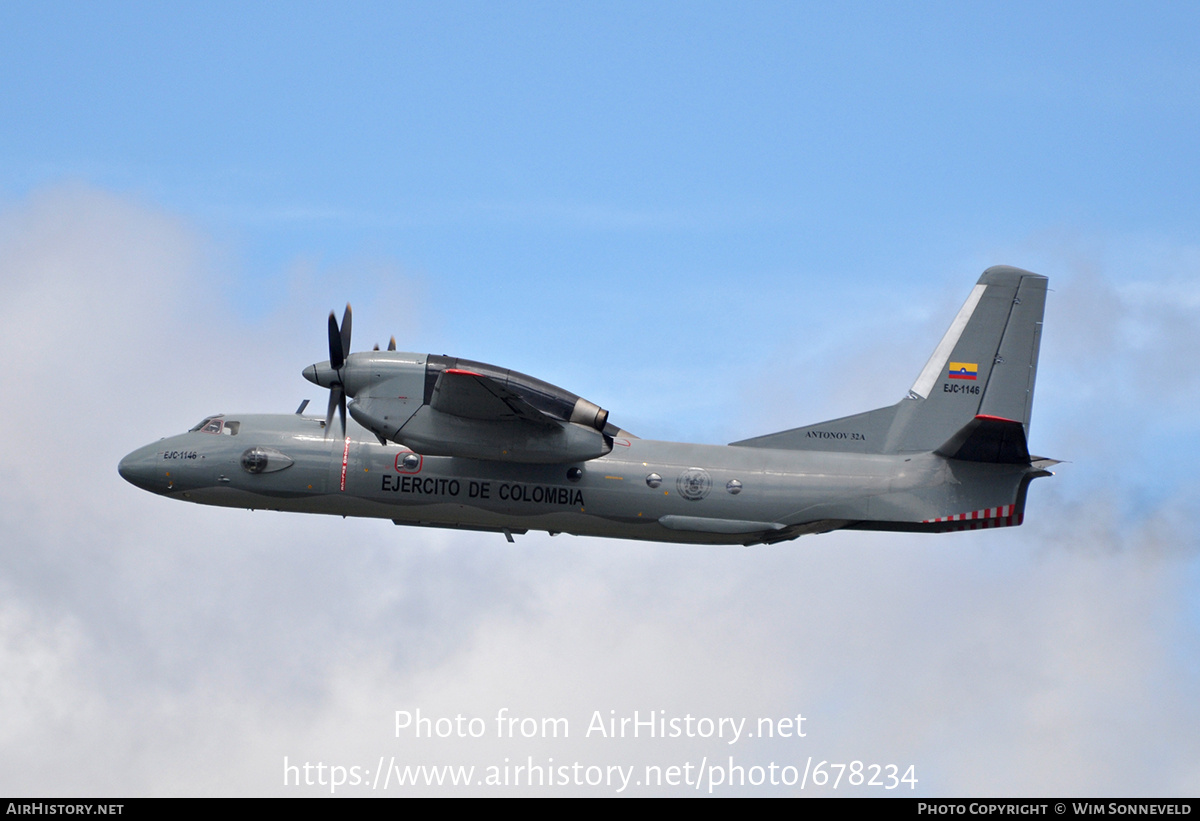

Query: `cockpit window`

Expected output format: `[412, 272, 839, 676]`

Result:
[189, 416, 237, 434]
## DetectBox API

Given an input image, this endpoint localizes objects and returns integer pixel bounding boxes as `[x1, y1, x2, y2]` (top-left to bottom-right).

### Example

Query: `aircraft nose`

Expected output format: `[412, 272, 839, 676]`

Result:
[118, 444, 161, 493]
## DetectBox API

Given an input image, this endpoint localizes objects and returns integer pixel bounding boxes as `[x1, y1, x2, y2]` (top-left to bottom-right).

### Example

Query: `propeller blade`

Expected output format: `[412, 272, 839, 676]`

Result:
[322, 305, 353, 437]
[324, 385, 345, 438]
[340, 304, 352, 364]
[328, 311, 344, 371]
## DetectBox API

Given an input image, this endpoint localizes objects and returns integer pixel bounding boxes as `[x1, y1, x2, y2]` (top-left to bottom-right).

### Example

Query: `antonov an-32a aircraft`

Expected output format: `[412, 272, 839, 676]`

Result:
[119, 266, 1056, 545]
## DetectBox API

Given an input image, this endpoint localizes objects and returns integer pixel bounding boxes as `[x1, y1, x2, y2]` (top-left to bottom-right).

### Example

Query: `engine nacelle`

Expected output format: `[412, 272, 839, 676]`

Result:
[383, 406, 612, 463]
[333, 351, 615, 463]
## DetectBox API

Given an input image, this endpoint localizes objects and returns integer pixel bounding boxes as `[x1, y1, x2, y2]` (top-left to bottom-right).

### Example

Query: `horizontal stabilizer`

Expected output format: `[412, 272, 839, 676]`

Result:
[935, 414, 1030, 464]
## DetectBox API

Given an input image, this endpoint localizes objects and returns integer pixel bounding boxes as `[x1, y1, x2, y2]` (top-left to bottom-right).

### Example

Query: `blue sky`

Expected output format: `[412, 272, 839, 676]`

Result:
[9, 3, 1200, 276]
[1, 2, 1198, 796]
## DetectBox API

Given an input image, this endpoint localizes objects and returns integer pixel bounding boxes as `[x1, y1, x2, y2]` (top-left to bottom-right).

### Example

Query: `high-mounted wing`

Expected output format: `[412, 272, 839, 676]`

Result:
[336, 360, 614, 464]
[430, 369, 558, 427]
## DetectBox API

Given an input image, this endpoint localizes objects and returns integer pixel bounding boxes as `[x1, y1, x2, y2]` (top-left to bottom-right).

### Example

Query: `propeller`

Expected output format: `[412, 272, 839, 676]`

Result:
[324, 304, 352, 438]
[305, 305, 398, 438]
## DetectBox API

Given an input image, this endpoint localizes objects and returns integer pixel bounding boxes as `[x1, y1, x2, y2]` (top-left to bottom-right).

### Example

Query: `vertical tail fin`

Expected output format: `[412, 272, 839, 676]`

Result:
[885, 265, 1047, 453]
[730, 266, 1048, 456]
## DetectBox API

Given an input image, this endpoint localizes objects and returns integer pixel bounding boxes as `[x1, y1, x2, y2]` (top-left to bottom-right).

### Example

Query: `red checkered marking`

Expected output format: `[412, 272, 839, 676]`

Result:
[922, 504, 1023, 530]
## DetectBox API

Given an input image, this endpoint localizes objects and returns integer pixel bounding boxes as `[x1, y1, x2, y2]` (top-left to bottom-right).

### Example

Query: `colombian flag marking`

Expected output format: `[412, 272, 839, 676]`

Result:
[948, 362, 978, 380]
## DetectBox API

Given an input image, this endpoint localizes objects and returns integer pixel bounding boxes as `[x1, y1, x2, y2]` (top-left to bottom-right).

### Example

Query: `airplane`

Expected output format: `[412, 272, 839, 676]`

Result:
[118, 265, 1057, 545]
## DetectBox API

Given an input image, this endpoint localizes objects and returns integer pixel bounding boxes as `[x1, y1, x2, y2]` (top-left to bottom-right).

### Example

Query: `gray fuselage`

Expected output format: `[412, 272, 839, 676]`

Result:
[118, 413, 1031, 545]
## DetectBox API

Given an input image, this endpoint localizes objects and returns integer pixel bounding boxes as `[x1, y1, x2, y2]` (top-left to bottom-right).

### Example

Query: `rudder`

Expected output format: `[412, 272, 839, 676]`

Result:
[885, 266, 1047, 453]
